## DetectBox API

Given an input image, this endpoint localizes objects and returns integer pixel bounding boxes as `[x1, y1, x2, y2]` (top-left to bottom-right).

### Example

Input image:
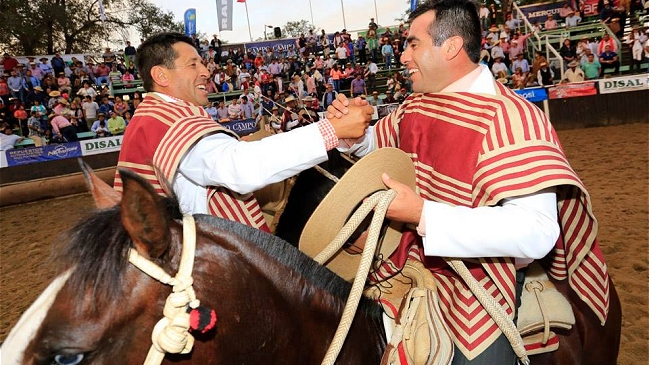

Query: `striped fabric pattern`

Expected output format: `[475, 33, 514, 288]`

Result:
[370, 85, 610, 359]
[115, 94, 269, 231]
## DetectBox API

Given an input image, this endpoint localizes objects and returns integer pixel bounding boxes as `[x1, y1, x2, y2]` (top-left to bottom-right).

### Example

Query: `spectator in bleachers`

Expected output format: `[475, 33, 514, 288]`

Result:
[564, 11, 582, 28]
[2, 53, 19, 73]
[582, 53, 602, 79]
[505, 13, 522, 32]
[350, 73, 366, 97]
[108, 64, 121, 85]
[320, 83, 338, 110]
[29, 62, 44, 81]
[627, 26, 647, 73]
[94, 119, 110, 137]
[488, 4, 501, 26]
[383, 89, 396, 103]
[121, 70, 135, 87]
[0, 75, 9, 106]
[107, 110, 126, 135]
[103, 48, 116, 69]
[536, 62, 554, 86]
[50, 112, 77, 142]
[27, 110, 45, 146]
[0, 125, 24, 150]
[77, 82, 97, 99]
[559, 38, 577, 70]
[51, 53, 65, 76]
[124, 41, 137, 69]
[8, 70, 27, 102]
[113, 96, 128, 117]
[57, 72, 72, 94]
[381, 38, 394, 69]
[335, 42, 348, 66]
[544, 14, 558, 30]
[599, 44, 620, 74]
[367, 90, 381, 106]
[38, 57, 53, 76]
[531, 21, 543, 33]
[562, 60, 585, 82]
[511, 53, 531, 75]
[95, 62, 111, 86]
[511, 67, 527, 89]
[599, 0, 615, 24]
[559, 3, 574, 20]
[205, 102, 218, 120]
[479, 4, 490, 32]
[491, 56, 509, 79]
[82, 95, 99, 129]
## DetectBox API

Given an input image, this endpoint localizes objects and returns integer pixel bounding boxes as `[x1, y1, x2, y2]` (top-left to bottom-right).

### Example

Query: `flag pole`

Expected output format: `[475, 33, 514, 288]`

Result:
[244, 1, 253, 42]
[340, 0, 347, 29]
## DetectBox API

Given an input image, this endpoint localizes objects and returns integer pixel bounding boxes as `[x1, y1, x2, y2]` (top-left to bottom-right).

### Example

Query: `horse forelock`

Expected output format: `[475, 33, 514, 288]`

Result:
[55, 197, 182, 309]
[195, 214, 383, 319]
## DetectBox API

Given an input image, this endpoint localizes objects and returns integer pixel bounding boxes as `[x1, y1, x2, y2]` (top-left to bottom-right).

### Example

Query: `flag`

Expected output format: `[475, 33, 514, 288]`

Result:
[410, 0, 418, 12]
[184, 8, 197, 36]
[237, 0, 246, 2]
[216, 0, 233, 31]
[99, 0, 106, 21]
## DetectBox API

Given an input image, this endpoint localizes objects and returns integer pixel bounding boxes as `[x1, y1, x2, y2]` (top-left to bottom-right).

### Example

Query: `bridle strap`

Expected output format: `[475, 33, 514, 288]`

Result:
[128, 215, 199, 365]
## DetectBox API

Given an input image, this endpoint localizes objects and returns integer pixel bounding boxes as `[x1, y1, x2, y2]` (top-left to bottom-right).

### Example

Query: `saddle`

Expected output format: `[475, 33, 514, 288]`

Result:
[517, 262, 575, 355]
[365, 260, 454, 365]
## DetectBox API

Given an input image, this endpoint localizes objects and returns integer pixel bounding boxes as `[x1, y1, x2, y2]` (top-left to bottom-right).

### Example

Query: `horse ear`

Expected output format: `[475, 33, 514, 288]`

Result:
[78, 158, 121, 209]
[118, 168, 171, 259]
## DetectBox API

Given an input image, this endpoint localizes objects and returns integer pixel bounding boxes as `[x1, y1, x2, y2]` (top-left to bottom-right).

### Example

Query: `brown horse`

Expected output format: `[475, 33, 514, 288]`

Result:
[2, 166, 386, 365]
[275, 150, 623, 365]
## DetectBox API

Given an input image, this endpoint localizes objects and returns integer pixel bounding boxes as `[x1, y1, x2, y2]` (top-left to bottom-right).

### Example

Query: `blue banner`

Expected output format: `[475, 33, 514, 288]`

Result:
[221, 118, 258, 136]
[410, 0, 418, 12]
[518, 1, 564, 24]
[184, 8, 197, 36]
[515, 87, 548, 102]
[6, 142, 82, 166]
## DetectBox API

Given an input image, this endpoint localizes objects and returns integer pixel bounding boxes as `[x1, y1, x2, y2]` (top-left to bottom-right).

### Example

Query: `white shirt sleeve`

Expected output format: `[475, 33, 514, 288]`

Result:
[420, 188, 559, 261]
[179, 123, 328, 194]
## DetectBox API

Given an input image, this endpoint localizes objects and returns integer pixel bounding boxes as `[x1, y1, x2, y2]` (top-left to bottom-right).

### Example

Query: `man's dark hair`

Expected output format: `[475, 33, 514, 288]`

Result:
[409, 0, 482, 63]
[136, 32, 195, 91]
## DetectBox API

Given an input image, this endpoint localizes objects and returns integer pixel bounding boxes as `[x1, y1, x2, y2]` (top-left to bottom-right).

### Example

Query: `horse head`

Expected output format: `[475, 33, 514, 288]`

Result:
[4, 161, 386, 365]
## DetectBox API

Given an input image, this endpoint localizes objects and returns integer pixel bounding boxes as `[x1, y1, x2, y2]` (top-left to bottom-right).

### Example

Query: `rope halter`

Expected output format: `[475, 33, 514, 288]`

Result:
[128, 215, 214, 365]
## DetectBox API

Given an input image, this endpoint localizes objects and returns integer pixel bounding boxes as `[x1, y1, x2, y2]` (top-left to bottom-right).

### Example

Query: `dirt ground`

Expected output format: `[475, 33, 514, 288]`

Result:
[0, 123, 647, 364]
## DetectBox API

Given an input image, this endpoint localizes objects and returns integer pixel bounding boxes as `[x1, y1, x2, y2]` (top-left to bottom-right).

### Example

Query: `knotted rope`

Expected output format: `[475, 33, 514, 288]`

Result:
[128, 215, 201, 365]
[314, 189, 397, 365]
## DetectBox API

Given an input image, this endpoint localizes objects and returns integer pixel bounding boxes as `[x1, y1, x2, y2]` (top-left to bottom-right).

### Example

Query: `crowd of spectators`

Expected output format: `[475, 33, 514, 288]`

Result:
[478, 0, 649, 89]
[2, 2, 648, 148]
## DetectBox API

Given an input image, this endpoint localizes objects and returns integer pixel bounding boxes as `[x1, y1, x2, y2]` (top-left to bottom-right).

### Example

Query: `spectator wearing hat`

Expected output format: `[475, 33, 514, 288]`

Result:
[281, 95, 301, 131]
[368, 17, 378, 30]
[38, 57, 53, 76]
[536, 61, 554, 86]
[565, 10, 582, 28]
[488, 3, 501, 26]
[511, 53, 530, 74]
[544, 14, 558, 30]
[91, 112, 108, 134]
[383, 89, 396, 103]
[381, 37, 394, 69]
[562, 60, 585, 83]
[491, 56, 509, 79]
[107, 110, 126, 135]
[50, 112, 77, 142]
[27, 110, 46, 146]
[298, 96, 320, 124]
[28, 62, 45, 81]
[57, 72, 72, 94]
[320, 83, 338, 110]
[367, 91, 381, 106]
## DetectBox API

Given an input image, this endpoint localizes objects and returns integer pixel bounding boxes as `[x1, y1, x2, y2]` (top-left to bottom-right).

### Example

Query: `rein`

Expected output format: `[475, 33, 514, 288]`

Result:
[314, 189, 396, 365]
[128, 215, 209, 365]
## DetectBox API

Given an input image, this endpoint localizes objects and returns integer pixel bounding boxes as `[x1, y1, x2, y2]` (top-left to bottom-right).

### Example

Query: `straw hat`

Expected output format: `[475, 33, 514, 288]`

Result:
[285, 95, 296, 103]
[299, 148, 416, 281]
[303, 96, 313, 102]
[49, 91, 61, 97]
[497, 77, 509, 84]
[489, 25, 499, 32]
[34, 86, 43, 91]
[568, 60, 579, 67]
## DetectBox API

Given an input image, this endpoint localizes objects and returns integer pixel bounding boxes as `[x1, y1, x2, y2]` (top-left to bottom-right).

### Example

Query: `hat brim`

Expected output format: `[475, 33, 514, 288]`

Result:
[299, 148, 416, 281]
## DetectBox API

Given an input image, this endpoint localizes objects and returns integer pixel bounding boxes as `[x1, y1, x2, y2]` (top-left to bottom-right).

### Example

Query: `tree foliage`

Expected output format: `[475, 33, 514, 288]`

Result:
[281, 20, 315, 39]
[0, 0, 185, 56]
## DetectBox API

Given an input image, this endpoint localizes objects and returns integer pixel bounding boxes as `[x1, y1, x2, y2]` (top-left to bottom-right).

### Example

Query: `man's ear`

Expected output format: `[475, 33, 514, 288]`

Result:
[150, 65, 170, 88]
[444, 36, 465, 61]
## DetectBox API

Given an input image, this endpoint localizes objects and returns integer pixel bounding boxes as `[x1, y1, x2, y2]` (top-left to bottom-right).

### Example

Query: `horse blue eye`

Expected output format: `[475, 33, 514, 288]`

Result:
[53, 353, 84, 365]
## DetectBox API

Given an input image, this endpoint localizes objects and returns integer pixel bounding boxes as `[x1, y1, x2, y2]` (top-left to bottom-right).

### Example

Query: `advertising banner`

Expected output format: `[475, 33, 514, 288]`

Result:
[184, 8, 197, 36]
[598, 74, 648, 94]
[221, 118, 258, 136]
[6, 142, 82, 166]
[515, 87, 548, 102]
[519, 0, 598, 24]
[216, 0, 233, 31]
[244, 39, 299, 58]
[80, 136, 124, 156]
[548, 82, 597, 99]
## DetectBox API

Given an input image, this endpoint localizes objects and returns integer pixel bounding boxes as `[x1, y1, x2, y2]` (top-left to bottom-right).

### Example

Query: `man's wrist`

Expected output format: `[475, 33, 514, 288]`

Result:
[317, 118, 339, 150]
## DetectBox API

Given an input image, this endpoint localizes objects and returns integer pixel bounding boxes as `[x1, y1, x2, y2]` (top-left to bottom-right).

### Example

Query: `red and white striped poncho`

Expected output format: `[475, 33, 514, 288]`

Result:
[370, 83, 610, 359]
[114, 93, 269, 231]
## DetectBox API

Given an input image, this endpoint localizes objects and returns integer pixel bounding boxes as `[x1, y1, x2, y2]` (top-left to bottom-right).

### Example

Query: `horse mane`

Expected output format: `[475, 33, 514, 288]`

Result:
[54, 197, 182, 309]
[55, 197, 381, 318]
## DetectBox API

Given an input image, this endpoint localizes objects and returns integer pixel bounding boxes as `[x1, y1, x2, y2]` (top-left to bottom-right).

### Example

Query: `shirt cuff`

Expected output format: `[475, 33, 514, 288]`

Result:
[416, 203, 427, 237]
[317, 118, 339, 151]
